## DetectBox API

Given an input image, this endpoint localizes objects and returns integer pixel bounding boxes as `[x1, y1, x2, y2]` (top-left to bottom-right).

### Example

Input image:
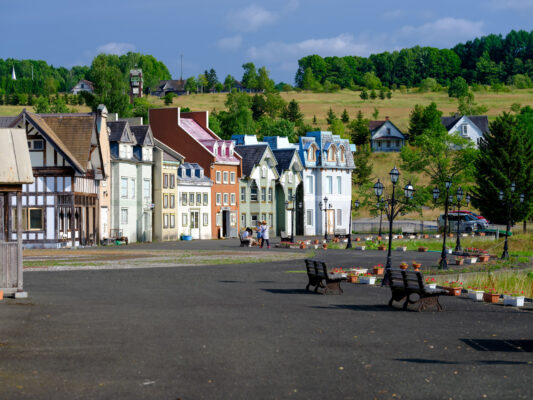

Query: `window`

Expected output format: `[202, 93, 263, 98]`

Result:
[328, 146, 336, 161]
[182, 213, 188, 226]
[308, 145, 316, 161]
[182, 193, 188, 206]
[387, 128, 391, 135]
[129, 178, 135, 199]
[163, 214, 168, 228]
[223, 193, 229, 205]
[306, 210, 313, 226]
[231, 193, 236, 205]
[340, 146, 345, 162]
[28, 139, 44, 150]
[241, 213, 246, 227]
[230, 172, 235, 184]
[203, 193, 208, 206]
[268, 188, 273, 202]
[461, 124, 468, 135]
[250, 182, 258, 201]
[216, 193, 221, 205]
[28, 208, 43, 230]
[163, 174, 168, 188]
[170, 174, 175, 188]
[378, 141, 382, 148]
[261, 213, 266, 223]
[223, 171, 228, 184]
[337, 209, 342, 226]
[261, 187, 266, 201]
[268, 213, 273, 227]
[203, 213, 209, 226]
[288, 188, 293, 201]
[121, 177, 128, 198]
[170, 214, 175, 228]
[327, 176, 333, 194]
[306, 176, 313, 194]
[143, 179, 150, 199]
[230, 212, 237, 227]
[241, 187, 246, 202]
[386, 140, 391, 148]
[119, 145, 126, 159]
[251, 214, 258, 226]
[170, 195, 175, 209]
[216, 213, 222, 226]
[337, 176, 342, 194]
[189, 193, 195, 205]
[216, 171, 221, 183]
[121, 208, 128, 225]
[261, 166, 267, 178]
[288, 171, 293, 183]
[163, 194, 169, 208]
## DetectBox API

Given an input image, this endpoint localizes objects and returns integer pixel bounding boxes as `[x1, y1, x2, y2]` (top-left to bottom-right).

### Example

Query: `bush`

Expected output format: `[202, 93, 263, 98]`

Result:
[419, 77, 438, 93]
[448, 77, 469, 98]
[509, 74, 533, 89]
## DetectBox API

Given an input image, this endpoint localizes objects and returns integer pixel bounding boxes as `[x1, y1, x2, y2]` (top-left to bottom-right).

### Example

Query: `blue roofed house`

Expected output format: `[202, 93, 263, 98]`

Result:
[369, 117, 406, 152]
[299, 132, 355, 236]
[441, 114, 489, 148]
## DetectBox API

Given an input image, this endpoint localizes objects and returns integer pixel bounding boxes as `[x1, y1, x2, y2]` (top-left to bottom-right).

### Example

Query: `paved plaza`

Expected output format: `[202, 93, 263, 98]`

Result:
[1, 242, 532, 399]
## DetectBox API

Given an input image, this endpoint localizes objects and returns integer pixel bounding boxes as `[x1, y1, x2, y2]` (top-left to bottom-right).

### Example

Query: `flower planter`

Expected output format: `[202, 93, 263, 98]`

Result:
[348, 275, 358, 284]
[355, 237, 361, 242]
[351, 268, 368, 275]
[469, 291, 484, 301]
[399, 264, 408, 270]
[444, 287, 463, 296]
[378, 245, 387, 251]
[423, 234, 430, 239]
[181, 235, 193, 241]
[397, 235, 403, 239]
[478, 255, 490, 262]
[373, 267, 384, 275]
[455, 259, 464, 265]
[322, 244, 328, 250]
[418, 247, 428, 252]
[448, 233, 454, 238]
[503, 296, 525, 307]
[359, 276, 376, 285]
[396, 246, 407, 252]
[409, 235, 416, 239]
[465, 257, 477, 264]
[483, 292, 500, 303]
[299, 244, 307, 249]
[479, 232, 486, 236]
[355, 246, 366, 251]
[0, 290, 3, 300]
[412, 263, 421, 271]
[376, 236, 382, 241]
[313, 239, 320, 245]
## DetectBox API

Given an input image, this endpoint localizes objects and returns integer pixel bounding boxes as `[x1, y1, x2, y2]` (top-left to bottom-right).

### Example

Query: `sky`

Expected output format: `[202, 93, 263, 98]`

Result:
[1, 0, 533, 84]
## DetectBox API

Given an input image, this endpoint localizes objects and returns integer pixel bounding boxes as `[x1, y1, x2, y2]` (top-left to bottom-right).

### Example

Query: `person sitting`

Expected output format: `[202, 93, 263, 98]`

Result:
[241, 228, 257, 247]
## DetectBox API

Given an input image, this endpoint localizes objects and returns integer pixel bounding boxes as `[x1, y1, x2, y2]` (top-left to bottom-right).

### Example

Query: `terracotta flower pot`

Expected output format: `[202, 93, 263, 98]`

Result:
[423, 234, 429, 239]
[376, 236, 382, 241]
[399, 264, 408, 270]
[444, 287, 462, 296]
[378, 245, 386, 251]
[349, 275, 358, 284]
[299, 244, 306, 249]
[373, 267, 384, 275]
[418, 247, 428, 252]
[478, 255, 490, 262]
[322, 244, 328, 249]
[313, 239, 319, 245]
[456, 259, 464, 265]
[479, 232, 486, 236]
[448, 233, 454, 238]
[483, 292, 500, 303]
[412, 263, 421, 271]
[397, 235, 403, 239]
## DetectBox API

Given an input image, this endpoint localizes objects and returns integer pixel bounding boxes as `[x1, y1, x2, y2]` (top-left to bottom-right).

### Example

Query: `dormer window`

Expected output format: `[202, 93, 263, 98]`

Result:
[461, 124, 468, 136]
[307, 145, 316, 162]
[261, 166, 267, 178]
[387, 128, 391, 135]
[327, 146, 336, 162]
[339, 146, 345, 162]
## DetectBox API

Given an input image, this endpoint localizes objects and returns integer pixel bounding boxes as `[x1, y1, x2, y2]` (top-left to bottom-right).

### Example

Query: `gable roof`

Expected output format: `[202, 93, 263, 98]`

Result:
[108, 121, 135, 143]
[154, 138, 185, 163]
[272, 148, 299, 175]
[0, 128, 34, 184]
[441, 115, 489, 134]
[234, 144, 269, 177]
[130, 125, 154, 146]
[0, 116, 17, 128]
[369, 120, 386, 132]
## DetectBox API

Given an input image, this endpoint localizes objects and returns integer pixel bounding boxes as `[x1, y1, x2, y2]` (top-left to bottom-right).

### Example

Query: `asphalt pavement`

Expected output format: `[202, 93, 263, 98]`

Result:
[0, 251, 532, 399]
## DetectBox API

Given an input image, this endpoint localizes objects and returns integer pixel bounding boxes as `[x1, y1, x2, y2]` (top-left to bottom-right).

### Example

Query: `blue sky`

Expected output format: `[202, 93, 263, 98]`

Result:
[2, 0, 533, 84]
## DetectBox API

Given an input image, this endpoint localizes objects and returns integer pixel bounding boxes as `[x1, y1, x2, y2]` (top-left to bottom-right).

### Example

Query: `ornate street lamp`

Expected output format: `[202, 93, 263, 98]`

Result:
[319, 196, 329, 241]
[285, 194, 297, 243]
[500, 182, 525, 259]
[433, 178, 452, 269]
[454, 186, 464, 252]
[377, 199, 384, 238]
[346, 199, 360, 249]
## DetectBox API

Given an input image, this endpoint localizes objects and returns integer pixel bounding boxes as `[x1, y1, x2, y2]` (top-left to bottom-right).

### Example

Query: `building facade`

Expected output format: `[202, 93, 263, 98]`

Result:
[369, 118, 406, 152]
[149, 108, 242, 238]
[153, 139, 184, 241]
[176, 163, 213, 240]
[235, 144, 279, 235]
[441, 115, 489, 148]
[299, 132, 355, 236]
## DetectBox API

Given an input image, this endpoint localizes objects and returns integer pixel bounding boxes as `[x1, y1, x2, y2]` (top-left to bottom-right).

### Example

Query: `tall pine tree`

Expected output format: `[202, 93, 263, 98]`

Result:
[472, 111, 533, 225]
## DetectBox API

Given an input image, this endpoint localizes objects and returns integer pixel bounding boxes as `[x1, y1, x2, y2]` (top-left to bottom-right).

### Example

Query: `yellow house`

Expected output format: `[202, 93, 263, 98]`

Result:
[153, 139, 184, 241]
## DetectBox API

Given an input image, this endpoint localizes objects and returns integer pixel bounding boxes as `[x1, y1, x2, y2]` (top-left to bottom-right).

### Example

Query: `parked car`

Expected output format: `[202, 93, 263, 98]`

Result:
[449, 210, 489, 224]
[438, 213, 489, 233]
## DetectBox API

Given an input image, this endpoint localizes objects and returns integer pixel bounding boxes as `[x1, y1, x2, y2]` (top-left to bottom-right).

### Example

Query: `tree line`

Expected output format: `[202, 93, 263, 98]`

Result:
[295, 30, 533, 90]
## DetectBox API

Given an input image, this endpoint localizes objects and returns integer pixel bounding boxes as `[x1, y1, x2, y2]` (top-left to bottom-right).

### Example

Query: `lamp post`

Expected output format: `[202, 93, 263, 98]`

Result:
[373, 167, 414, 283]
[377, 199, 384, 238]
[500, 182, 525, 259]
[454, 187, 464, 253]
[346, 199, 359, 249]
[285, 194, 296, 243]
[319, 196, 329, 241]
[432, 178, 452, 269]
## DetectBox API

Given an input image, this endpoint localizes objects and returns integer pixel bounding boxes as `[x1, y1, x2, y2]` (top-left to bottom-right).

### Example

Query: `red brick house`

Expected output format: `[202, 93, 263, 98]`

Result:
[149, 108, 242, 238]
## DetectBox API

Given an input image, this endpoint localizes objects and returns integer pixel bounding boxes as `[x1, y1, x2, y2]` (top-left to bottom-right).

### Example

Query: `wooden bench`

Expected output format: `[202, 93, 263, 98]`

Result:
[304, 259, 343, 295]
[334, 229, 348, 238]
[386, 269, 447, 311]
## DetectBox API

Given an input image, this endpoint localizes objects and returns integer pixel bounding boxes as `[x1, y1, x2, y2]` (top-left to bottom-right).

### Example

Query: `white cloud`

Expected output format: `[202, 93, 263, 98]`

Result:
[398, 18, 484, 47]
[227, 1, 299, 32]
[96, 42, 136, 55]
[217, 35, 243, 51]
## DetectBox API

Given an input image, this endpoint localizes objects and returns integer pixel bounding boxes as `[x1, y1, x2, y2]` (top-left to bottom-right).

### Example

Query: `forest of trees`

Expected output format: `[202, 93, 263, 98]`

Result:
[295, 30, 533, 90]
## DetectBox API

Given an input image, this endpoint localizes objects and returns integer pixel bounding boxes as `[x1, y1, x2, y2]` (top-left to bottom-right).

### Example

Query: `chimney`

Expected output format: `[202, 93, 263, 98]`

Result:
[385, 116, 389, 121]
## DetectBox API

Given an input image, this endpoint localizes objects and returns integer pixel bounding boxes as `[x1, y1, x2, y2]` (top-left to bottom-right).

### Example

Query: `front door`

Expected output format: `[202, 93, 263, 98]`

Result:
[190, 210, 200, 239]
[222, 210, 230, 237]
[327, 209, 335, 235]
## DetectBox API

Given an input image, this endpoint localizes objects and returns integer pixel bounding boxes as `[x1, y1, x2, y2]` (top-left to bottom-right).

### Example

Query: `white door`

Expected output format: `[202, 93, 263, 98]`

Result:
[100, 207, 108, 239]
[190, 210, 200, 239]
[327, 209, 335, 234]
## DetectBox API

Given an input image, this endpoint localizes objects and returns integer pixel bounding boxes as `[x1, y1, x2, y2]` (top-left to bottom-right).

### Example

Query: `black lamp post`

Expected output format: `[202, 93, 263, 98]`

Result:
[346, 199, 359, 249]
[454, 187, 464, 253]
[432, 178, 452, 269]
[373, 167, 414, 282]
[319, 196, 329, 241]
[285, 194, 296, 243]
[377, 199, 384, 238]
[500, 182, 524, 259]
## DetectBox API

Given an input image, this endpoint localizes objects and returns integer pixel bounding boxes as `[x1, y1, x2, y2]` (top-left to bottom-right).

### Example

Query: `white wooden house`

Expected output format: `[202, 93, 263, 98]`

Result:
[369, 118, 406, 152]
[441, 115, 489, 148]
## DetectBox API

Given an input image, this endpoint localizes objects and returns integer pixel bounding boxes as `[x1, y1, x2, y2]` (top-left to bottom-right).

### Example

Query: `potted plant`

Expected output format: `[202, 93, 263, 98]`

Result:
[418, 246, 428, 252]
[373, 264, 384, 275]
[348, 273, 358, 284]
[378, 244, 386, 251]
[299, 242, 307, 249]
[503, 291, 526, 307]
[467, 286, 484, 301]
[376, 235, 382, 241]
[181, 227, 193, 241]
[443, 281, 463, 296]
[425, 278, 437, 289]
[313, 239, 320, 245]
[483, 287, 500, 303]
[322, 243, 328, 250]
[448, 233, 454, 238]
[355, 237, 361, 242]
[423, 234, 429, 239]
[399, 262, 409, 270]
[478, 253, 490, 262]
[412, 261, 421, 271]
[359, 273, 376, 285]
[455, 256, 464, 265]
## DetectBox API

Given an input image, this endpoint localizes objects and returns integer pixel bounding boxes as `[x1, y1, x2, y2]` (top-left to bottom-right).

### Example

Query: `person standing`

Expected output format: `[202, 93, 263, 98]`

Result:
[260, 220, 270, 249]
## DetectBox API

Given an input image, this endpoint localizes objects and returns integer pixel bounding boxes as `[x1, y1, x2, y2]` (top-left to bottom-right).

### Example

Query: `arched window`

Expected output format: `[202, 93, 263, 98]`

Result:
[261, 166, 267, 178]
[327, 145, 336, 162]
[308, 144, 316, 162]
[339, 145, 345, 162]
[250, 181, 258, 201]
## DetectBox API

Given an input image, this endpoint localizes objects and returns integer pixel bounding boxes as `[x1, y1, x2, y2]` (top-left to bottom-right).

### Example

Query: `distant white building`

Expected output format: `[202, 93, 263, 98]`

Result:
[370, 118, 406, 152]
[70, 79, 94, 95]
[441, 115, 489, 148]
